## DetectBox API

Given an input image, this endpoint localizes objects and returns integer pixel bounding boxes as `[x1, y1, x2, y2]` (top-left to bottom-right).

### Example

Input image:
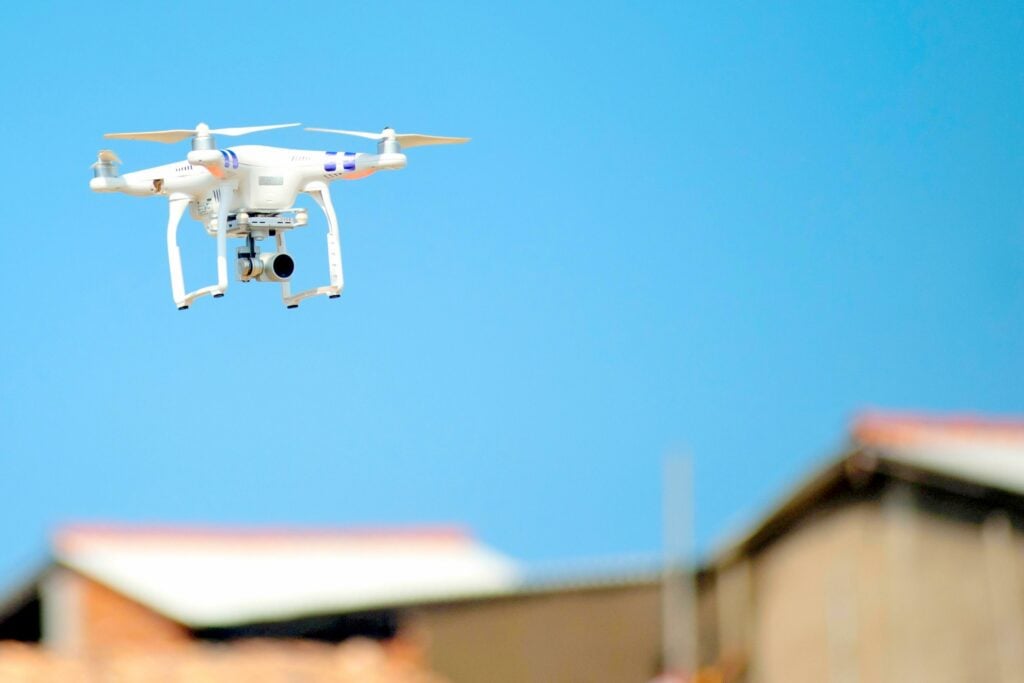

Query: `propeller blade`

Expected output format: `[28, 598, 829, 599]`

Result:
[209, 123, 301, 137]
[396, 133, 470, 148]
[305, 127, 383, 141]
[105, 123, 301, 143]
[104, 129, 197, 143]
[305, 128, 470, 148]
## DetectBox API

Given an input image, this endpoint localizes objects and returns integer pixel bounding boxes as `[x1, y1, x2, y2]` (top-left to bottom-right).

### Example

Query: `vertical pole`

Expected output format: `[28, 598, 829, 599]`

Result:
[663, 454, 698, 676]
[40, 568, 81, 654]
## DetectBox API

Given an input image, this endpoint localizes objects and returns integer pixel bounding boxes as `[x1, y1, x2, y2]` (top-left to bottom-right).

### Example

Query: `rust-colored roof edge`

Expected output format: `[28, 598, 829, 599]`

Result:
[53, 522, 474, 550]
[854, 410, 1024, 444]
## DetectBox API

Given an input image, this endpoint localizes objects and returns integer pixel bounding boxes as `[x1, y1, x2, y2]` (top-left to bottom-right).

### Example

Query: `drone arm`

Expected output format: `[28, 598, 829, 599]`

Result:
[347, 152, 405, 176]
[187, 149, 231, 179]
[279, 181, 344, 308]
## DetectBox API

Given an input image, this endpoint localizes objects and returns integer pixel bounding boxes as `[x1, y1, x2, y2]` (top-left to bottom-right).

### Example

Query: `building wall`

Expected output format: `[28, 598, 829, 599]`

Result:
[873, 483, 1012, 683]
[20, 477, 1023, 681]
[414, 583, 663, 683]
[749, 497, 879, 683]
[41, 568, 189, 654]
[711, 480, 1024, 683]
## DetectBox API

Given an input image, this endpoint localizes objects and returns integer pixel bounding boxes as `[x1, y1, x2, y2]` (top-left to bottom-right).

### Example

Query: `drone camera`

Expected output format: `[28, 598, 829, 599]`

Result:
[237, 251, 295, 282]
[262, 252, 295, 281]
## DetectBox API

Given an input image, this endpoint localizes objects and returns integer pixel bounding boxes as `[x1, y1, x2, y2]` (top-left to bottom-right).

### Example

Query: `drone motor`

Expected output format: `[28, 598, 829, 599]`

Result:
[91, 150, 121, 179]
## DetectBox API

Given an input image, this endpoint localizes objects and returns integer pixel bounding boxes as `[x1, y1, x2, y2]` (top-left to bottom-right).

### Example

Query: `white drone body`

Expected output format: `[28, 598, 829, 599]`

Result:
[90, 123, 468, 309]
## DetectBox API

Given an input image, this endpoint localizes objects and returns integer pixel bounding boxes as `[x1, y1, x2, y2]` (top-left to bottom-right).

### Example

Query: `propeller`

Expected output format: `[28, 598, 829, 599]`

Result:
[104, 122, 300, 144]
[305, 126, 470, 148]
[92, 149, 121, 165]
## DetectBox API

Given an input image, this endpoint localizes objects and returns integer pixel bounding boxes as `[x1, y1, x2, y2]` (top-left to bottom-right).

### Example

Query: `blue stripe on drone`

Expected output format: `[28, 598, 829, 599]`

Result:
[343, 153, 356, 171]
[227, 149, 239, 169]
[324, 151, 337, 173]
[219, 150, 230, 168]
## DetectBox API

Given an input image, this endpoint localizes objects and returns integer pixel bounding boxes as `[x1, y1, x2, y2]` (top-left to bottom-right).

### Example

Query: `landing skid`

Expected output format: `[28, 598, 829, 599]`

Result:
[165, 182, 343, 309]
[279, 182, 344, 308]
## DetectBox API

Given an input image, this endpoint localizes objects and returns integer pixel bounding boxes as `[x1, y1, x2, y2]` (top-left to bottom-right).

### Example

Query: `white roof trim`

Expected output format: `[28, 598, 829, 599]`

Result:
[54, 530, 520, 627]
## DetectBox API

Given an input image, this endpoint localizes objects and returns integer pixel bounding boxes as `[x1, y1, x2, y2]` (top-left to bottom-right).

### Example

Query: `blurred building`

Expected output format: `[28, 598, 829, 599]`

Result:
[0, 526, 517, 682]
[0, 526, 517, 649]
[2, 411, 1023, 682]
[0, 525, 663, 682]
[699, 412, 1024, 683]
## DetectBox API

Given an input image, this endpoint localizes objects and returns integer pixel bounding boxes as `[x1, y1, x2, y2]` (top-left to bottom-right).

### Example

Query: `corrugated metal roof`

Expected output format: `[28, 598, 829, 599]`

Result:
[854, 411, 1024, 494]
[52, 524, 519, 628]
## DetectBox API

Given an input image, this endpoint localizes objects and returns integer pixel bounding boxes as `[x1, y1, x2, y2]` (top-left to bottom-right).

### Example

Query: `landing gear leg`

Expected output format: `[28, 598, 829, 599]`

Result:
[165, 184, 233, 309]
[280, 181, 344, 308]
[276, 231, 298, 308]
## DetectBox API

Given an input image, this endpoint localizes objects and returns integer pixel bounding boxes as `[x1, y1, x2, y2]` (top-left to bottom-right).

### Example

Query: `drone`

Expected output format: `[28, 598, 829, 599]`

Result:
[90, 123, 468, 309]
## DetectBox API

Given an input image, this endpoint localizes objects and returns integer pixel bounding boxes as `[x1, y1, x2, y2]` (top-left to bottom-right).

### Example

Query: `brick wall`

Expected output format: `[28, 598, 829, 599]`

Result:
[77, 572, 190, 653]
[0, 638, 448, 682]
[42, 568, 189, 654]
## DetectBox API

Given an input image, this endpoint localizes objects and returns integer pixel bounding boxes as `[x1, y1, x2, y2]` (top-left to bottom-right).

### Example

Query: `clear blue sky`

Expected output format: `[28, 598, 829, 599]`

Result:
[0, 2, 1022, 582]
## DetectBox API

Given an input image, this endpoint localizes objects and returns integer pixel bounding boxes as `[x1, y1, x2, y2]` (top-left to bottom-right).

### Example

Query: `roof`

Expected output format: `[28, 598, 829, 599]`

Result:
[853, 411, 1024, 493]
[48, 524, 519, 628]
[714, 410, 1024, 566]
